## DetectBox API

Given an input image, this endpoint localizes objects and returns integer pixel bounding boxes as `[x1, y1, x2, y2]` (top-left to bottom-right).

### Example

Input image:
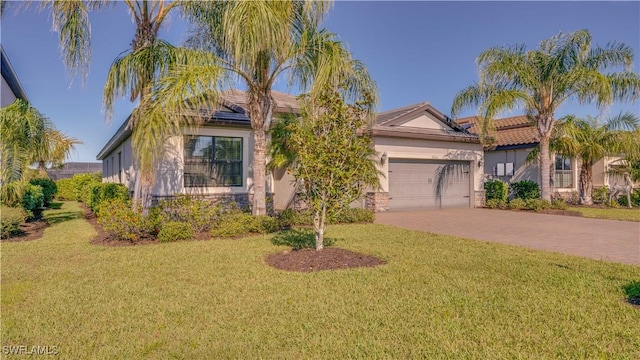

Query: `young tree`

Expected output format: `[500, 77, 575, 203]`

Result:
[452, 30, 640, 201]
[277, 90, 380, 250]
[147, 1, 377, 215]
[553, 112, 639, 204]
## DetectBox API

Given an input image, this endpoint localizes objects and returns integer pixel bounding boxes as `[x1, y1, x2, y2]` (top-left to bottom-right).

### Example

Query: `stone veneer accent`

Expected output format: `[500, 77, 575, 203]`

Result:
[152, 193, 274, 214]
[474, 191, 486, 208]
[365, 192, 389, 212]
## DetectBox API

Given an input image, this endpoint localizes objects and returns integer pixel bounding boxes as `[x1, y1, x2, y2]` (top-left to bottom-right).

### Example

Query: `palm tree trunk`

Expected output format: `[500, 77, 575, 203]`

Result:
[539, 135, 552, 201]
[252, 128, 267, 216]
[579, 162, 594, 205]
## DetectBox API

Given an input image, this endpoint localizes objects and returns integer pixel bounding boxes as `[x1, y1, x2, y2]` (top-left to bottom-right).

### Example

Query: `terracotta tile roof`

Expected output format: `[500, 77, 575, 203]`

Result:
[376, 101, 429, 125]
[222, 89, 300, 113]
[455, 115, 538, 147]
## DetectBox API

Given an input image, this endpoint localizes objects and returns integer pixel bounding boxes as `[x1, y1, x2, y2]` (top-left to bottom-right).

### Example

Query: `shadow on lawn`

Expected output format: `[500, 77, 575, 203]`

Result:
[623, 281, 640, 308]
[271, 228, 336, 250]
[45, 202, 84, 225]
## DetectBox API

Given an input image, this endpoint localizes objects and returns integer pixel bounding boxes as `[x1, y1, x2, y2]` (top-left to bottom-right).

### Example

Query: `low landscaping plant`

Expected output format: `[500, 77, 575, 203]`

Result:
[484, 180, 508, 202]
[157, 221, 194, 243]
[96, 199, 151, 242]
[0, 206, 26, 238]
[592, 186, 609, 204]
[330, 208, 374, 224]
[211, 211, 278, 238]
[508, 198, 526, 210]
[617, 189, 640, 208]
[485, 199, 507, 209]
[526, 198, 551, 212]
[551, 198, 569, 210]
[510, 180, 540, 200]
[156, 197, 222, 233]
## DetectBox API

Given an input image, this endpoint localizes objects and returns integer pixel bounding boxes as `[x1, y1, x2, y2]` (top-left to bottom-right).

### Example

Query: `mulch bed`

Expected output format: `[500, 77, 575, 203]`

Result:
[0, 219, 49, 242]
[265, 247, 386, 272]
[628, 297, 640, 309]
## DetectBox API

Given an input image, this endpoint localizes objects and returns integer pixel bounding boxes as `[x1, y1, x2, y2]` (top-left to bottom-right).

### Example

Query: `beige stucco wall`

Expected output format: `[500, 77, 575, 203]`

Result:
[153, 126, 255, 197]
[373, 136, 484, 195]
[102, 137, 135, 192]
[400, 114, 447, 130]
[1, 76, 17, 107]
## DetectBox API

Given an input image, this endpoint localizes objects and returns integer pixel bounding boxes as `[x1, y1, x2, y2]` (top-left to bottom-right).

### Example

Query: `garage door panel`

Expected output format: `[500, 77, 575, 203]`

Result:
[389, 159, 470, 209]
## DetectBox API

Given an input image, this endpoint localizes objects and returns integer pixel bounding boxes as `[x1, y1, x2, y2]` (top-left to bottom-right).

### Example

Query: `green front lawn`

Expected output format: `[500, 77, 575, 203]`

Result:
[569, 206, 640, 222]
[2, 202, 639, 358]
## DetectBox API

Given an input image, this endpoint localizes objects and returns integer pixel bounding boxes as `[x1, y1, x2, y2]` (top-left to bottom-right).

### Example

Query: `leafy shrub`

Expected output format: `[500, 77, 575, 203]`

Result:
[156, 197, 222, 233]
[96, 199, 150, 242]
[508, 198, 527, 210]
[592, 186, 609, 204]
[157, 221, 194, 243]
[329, 208, 374, 224]
[551, 198, 569, 210]
[525, 199, 551, 212]
[271, 228, 335, 250]
[29, 178, 57, 207]
[21, 184, 44, 219]
[55, 178, 76, 200]
[88, 182, 130, 211]
[624, 281, 640, 299]
[0, 181, 24, 207]
[72, 172, 102, 202]
[484, 180, 508, 202]
[211, 211, 278, 238]
[1, 206, 26, 239]
[510, 180, 540, 200]
[485, 199, 507, 209]
[617, 189, 640, 207]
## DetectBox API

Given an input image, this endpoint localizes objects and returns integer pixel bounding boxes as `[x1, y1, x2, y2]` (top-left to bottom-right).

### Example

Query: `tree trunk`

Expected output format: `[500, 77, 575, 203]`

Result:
[539, 135, 552, 202]
[579, 162, 593, 205]
[314, 203, 326, 251]
[253, 129, 267, 216]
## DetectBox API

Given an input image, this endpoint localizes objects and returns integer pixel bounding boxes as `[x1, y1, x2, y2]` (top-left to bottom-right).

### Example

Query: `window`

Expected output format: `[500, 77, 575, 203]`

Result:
[184, 136, 242, 187]
[555, 155, 572, 188]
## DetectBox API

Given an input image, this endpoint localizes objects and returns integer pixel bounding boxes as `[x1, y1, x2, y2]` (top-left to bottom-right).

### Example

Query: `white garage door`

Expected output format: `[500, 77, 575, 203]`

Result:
[388, 159, 470, 209]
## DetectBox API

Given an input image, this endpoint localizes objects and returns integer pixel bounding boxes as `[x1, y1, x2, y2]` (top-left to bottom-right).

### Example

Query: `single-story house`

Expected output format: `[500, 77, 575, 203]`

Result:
[97, 91, 484, 212]
[455, 115, 626, 194]
[1, 46, 29, 107]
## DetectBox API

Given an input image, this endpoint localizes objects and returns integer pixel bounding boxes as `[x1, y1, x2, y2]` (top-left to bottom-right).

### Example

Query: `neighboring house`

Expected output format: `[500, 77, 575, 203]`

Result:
[47, 162, 102, 181]
[455, 115, 623, 195]
[98, 92, 484, 211]
[275, 101, 485, 211]
[1, 46, 29, 107]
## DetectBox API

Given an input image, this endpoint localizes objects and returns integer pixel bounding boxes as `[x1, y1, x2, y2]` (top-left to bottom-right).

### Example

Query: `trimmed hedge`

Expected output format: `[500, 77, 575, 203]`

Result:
[88, 182, 130, 211]
[210, 211, 278, 238]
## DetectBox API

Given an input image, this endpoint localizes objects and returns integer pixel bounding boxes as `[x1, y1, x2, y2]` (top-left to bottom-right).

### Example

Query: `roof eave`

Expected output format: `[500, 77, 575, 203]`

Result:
[370, 128, 480, 143]
[1, 47, 29, 102]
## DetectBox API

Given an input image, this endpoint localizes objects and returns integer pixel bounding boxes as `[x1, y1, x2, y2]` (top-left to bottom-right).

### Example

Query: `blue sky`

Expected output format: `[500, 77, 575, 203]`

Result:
[1, 1, 639, 163]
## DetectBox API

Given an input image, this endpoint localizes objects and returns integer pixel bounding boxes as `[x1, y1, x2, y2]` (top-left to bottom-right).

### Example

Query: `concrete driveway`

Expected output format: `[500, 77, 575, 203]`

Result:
[375, 208, 640, 265]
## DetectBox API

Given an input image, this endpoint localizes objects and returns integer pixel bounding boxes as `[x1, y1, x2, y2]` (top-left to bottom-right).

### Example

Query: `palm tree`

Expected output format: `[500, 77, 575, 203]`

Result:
[452, 30, 640, 201]
[0, 99, 80, 184]
[42, 0, 184, 210]
[144, 0, 378, 215]
[552, 112, 639, 204]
